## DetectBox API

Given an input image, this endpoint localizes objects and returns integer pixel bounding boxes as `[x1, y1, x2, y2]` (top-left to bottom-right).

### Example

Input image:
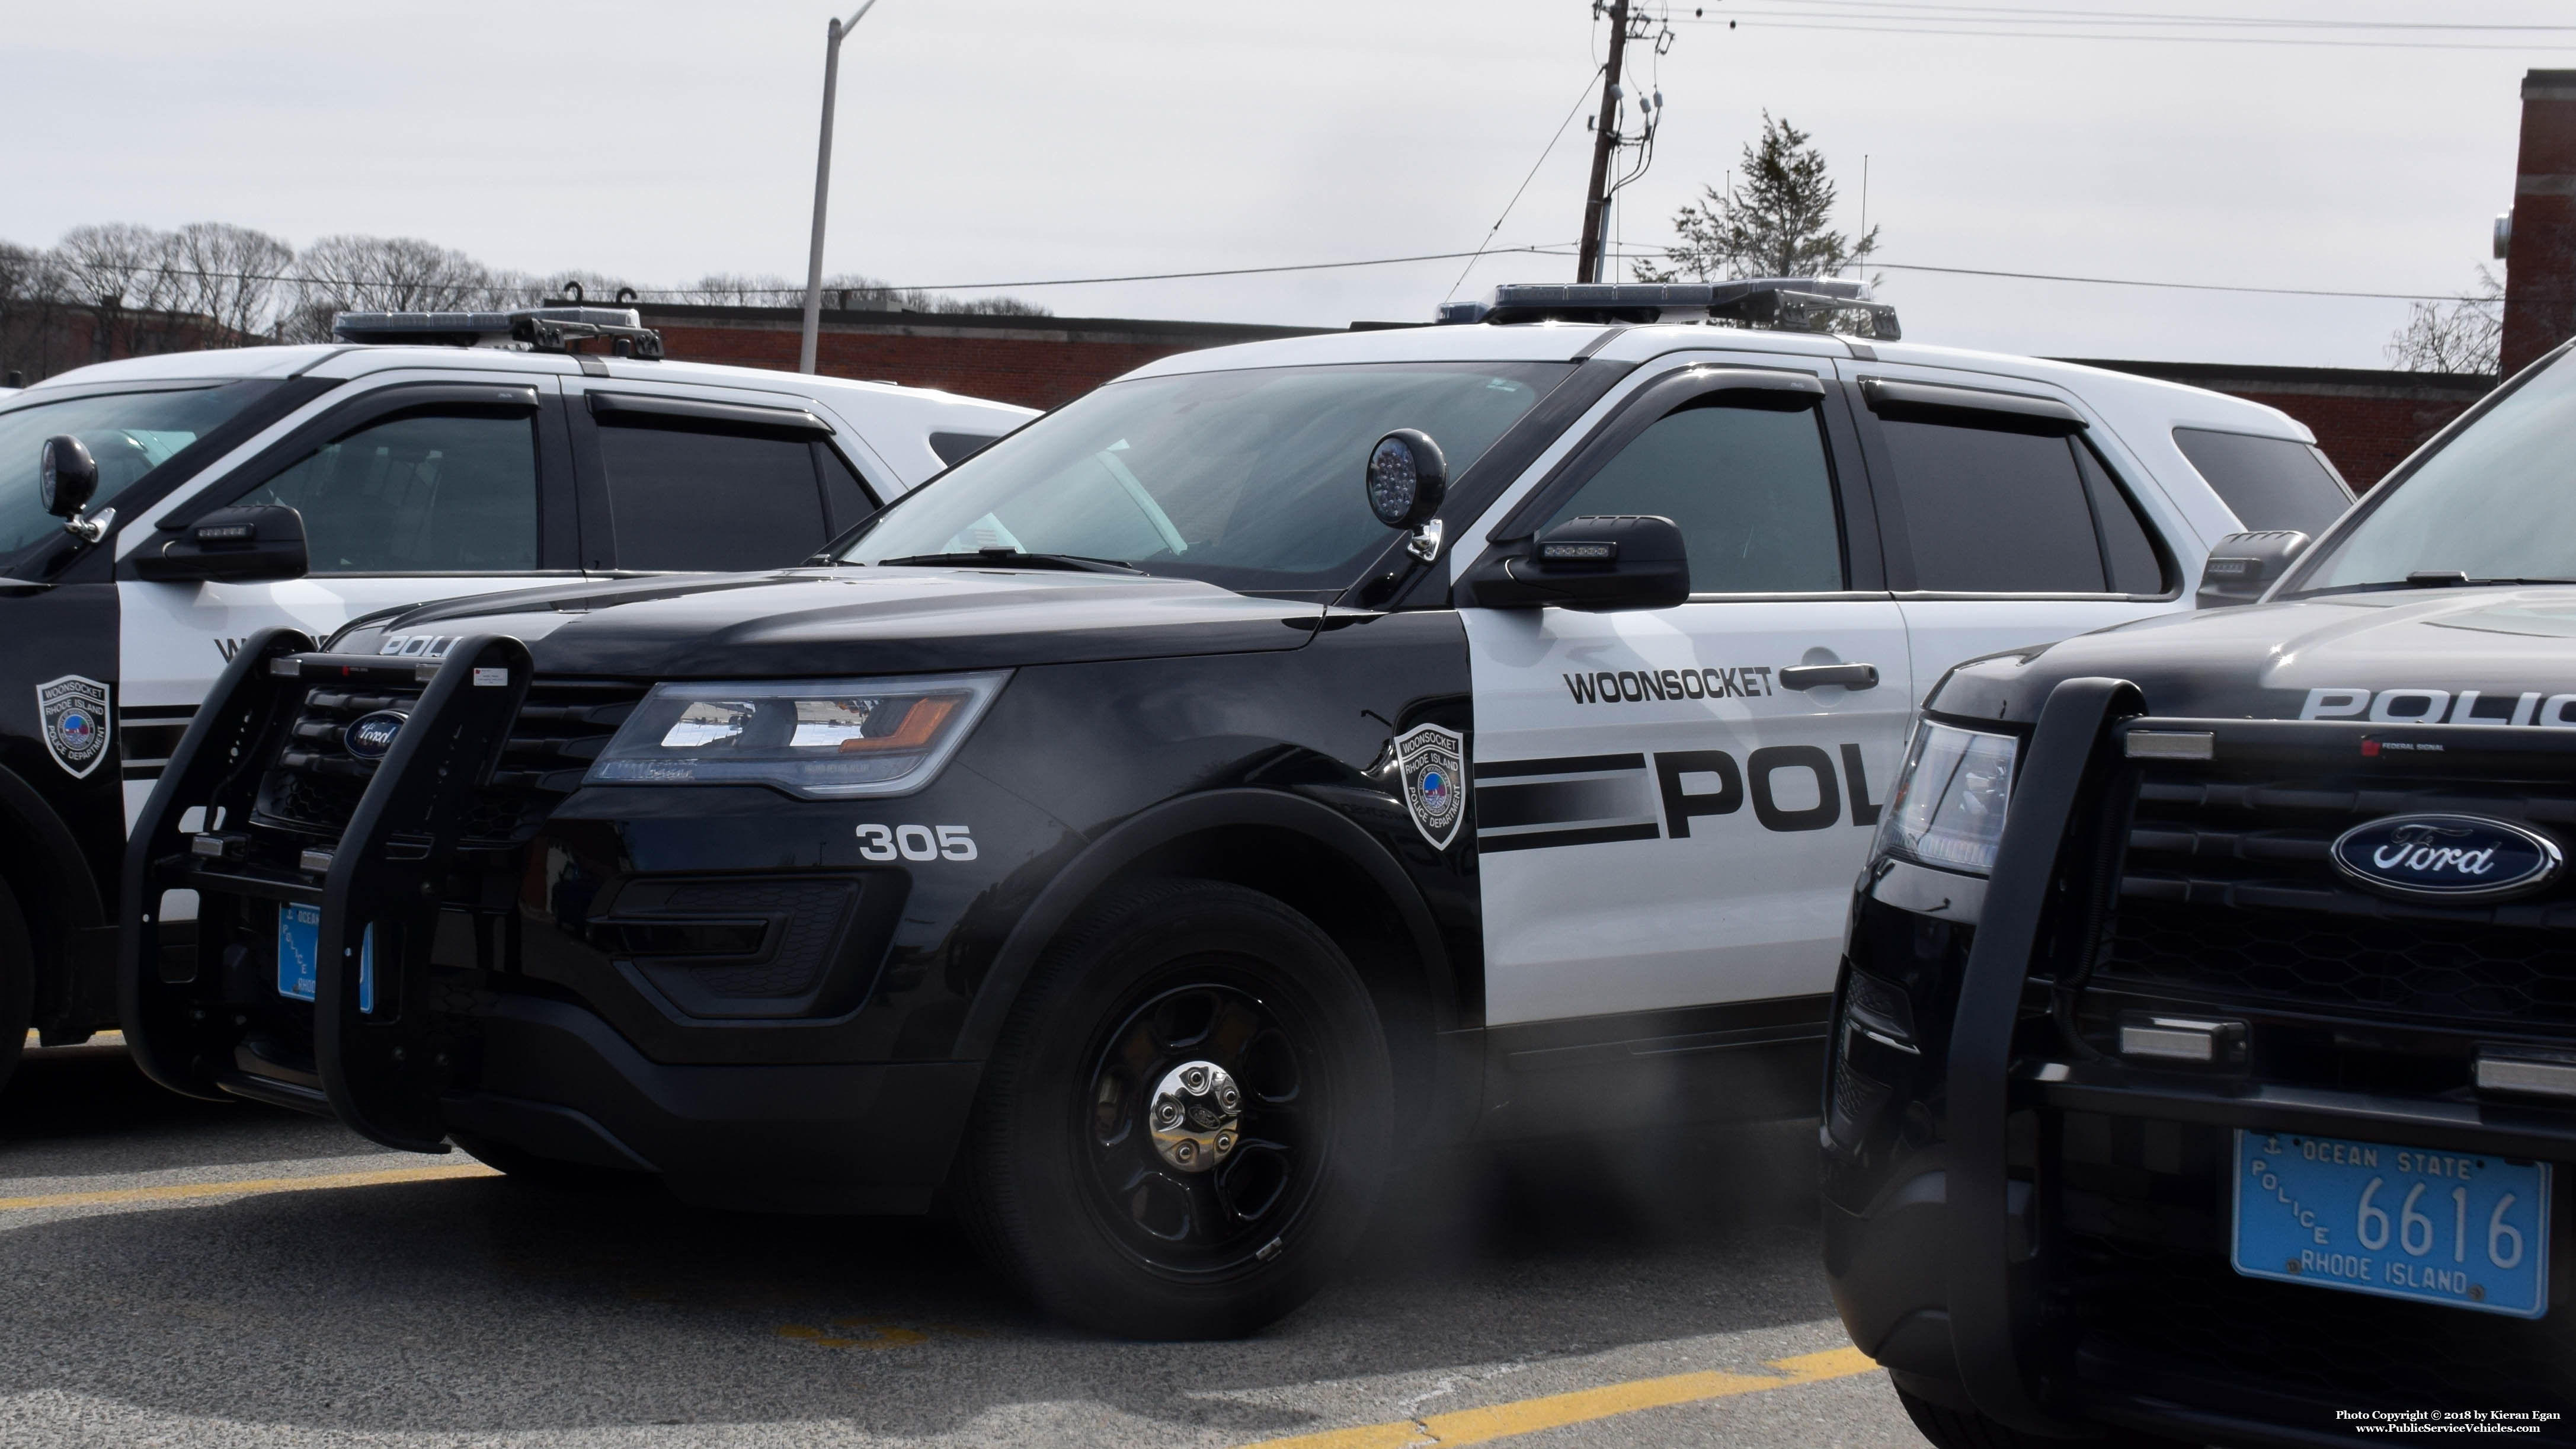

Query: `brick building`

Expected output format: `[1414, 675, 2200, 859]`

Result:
[633, 301, 1319, 412]
[2061, 360, 2492, 488]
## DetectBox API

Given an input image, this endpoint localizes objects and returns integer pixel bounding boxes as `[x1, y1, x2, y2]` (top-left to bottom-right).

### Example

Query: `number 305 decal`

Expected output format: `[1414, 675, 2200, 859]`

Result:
[856, 824, 978, 862]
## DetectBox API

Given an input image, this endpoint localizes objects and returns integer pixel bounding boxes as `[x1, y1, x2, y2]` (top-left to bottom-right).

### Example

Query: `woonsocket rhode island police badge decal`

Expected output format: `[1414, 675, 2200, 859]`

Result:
[37, 675, 111, 780]
[1394, 723, 1467, 850]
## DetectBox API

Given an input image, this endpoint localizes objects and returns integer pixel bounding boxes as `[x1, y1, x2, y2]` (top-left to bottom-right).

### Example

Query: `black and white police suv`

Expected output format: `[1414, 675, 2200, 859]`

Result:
[1826, 342, 2576, 1443]
[0, 308, 1029, 1086]
[125, 280, 2343, 1338]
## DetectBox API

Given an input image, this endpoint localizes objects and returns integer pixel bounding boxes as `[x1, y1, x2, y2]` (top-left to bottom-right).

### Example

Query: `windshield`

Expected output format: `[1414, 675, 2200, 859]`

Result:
[0, 382, 282, 559]
[2294, 351, 2576, 593]
[839, 362, 1573, 592]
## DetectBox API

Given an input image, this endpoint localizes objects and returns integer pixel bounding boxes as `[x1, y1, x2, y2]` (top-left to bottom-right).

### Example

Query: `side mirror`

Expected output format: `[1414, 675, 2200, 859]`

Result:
[2196, 529, 2309, 609]
[39, 435, 98, 519]
[1459, 514, 1691, 612]
[132, 506, 311, 584]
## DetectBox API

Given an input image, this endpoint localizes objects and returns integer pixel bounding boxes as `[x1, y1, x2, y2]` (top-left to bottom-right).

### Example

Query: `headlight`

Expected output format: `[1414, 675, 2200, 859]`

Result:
[1873, 720, 2019, 876]
[585, 671, 1007, 798]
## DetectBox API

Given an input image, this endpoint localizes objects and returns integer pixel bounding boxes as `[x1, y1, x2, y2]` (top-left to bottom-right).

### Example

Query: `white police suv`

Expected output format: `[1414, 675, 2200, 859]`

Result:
[0, 307, 1029, 1085]
[125, 281, 2348, 1336]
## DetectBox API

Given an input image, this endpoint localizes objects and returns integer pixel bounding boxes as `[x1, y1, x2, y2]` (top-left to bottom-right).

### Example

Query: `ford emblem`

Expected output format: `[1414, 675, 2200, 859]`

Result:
[2329, 813, 2564, 903]
[343, 710, 408, 760]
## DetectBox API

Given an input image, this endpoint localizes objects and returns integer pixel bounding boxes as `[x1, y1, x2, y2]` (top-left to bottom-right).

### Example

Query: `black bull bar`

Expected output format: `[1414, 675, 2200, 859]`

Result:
[120, 627, 533, 1153]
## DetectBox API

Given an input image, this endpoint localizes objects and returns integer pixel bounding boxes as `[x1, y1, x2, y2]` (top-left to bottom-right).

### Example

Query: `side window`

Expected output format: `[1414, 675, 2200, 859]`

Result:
[239, 410, 538, 573]
[596, 423, 831, 572]
[1543, 399, 1845, 593]
[2171, 427, 2354, 536]
[2075, 443, 2168, 594]
[817, 444, 882, 535]
[1878, 418, 2160, 593]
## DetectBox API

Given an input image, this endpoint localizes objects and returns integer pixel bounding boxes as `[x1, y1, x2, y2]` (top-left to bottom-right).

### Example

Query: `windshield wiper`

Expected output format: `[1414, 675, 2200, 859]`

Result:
[2299, 573, 2576, 597]
[875, 549, 1145, 576]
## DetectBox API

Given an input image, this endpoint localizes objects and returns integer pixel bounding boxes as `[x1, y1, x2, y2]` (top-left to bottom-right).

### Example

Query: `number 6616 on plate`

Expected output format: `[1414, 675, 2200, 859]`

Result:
[2232, 1128, 2551, 1319]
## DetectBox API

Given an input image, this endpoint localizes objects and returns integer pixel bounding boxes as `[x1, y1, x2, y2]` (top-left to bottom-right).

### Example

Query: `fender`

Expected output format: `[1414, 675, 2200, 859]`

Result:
[956, 786, 1459, 1059]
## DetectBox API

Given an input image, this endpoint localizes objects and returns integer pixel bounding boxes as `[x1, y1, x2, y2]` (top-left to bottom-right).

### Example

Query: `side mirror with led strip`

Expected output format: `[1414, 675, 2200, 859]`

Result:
[1458, 514, 1690, 612]
[2194, 529, 2309, 609]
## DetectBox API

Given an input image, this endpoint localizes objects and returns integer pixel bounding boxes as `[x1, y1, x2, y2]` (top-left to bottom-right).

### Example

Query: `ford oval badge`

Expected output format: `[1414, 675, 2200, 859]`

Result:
[344, 710, 408, 760]
[2329, 813, 2564, 903]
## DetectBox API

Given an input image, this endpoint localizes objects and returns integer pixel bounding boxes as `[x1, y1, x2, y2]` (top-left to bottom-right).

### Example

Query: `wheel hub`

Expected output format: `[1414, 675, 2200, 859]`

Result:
[1148, 1059, 1241, 1173]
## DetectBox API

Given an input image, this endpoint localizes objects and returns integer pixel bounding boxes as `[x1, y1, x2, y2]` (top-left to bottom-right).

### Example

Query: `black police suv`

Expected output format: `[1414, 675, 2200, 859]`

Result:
[119, 283, 2312, 1339]
[1828, 340, 2576, 1444]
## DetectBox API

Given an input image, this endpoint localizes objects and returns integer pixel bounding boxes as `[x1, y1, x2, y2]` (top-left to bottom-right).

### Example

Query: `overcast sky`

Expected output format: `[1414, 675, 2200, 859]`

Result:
[6, 2, 2567, 367]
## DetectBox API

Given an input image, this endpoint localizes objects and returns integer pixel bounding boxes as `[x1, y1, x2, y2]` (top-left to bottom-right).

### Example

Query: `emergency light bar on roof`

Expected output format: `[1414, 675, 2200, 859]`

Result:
[1436, 277, 1899, 340]
[329, 305, 665, 359]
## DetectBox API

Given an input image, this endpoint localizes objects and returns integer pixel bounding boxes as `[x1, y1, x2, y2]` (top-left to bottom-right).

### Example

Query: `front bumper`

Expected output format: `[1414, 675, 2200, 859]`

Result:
[121, 631, 1040, 1207]
[1826, 686, 2576, 1444]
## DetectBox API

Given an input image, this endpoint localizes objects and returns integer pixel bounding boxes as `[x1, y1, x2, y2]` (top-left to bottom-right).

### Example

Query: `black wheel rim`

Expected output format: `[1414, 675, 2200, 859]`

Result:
[1079, 975, 1325, 1278]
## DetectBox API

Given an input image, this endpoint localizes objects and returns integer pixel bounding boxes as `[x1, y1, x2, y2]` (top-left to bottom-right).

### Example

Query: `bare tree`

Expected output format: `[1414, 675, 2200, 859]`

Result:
[1634, 114, 1879, 285]
[283, 235, 518, 340]
[167, 222, 296, 344]
[2386, 267, 2503, 375]
[0, 241, 70, 382]
[54, 223, 184, 360]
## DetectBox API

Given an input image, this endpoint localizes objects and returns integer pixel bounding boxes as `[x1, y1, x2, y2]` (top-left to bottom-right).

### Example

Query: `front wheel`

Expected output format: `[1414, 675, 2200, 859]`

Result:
[961, 879, 1393, 1339]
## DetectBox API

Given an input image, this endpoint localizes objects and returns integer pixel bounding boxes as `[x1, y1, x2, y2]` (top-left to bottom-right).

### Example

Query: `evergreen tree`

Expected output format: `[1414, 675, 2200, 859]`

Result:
[1636, 113, 1879, 283]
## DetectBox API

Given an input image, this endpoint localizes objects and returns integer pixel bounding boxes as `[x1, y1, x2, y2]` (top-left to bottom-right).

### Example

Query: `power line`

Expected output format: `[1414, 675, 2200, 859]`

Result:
[1598, 250, 2499, 302]
[1673, 12, 2576, 50]
[1719, 0, 2576, 32]
[1446, 65, 1605, 303]
[94, 250, 2503, 308]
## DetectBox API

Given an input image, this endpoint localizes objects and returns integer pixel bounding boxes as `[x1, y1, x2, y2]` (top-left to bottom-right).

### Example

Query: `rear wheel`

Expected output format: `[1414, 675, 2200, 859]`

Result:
[0, 878, 33, 1099]
[961, 879, 1393, 1339]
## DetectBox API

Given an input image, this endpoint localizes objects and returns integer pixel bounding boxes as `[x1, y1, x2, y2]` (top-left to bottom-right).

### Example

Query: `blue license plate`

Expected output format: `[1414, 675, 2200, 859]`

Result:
[276, 905, 373, 1012]
[2233, 1129, 2551, 1319]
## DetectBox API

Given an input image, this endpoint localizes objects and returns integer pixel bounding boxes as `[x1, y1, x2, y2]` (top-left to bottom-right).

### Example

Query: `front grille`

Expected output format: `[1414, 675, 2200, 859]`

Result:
[2059, 1115, 2576, 1426]
[251, 680, 642, 846]
[2106, 772, 2576, 1035]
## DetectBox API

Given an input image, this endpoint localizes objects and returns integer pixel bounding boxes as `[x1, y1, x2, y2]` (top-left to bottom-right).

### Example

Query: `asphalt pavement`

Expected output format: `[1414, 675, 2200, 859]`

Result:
[1, 1035, 1921, 1448]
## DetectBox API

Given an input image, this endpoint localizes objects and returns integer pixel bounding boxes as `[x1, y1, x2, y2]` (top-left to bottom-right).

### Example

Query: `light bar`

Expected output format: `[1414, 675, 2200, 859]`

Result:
[1436, 277, 1900, 339]
[330, 306, 664, 359]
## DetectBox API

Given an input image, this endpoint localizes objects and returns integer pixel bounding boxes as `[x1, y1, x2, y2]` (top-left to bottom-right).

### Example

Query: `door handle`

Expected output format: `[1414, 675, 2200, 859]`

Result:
[1780, 663, 1879, 691]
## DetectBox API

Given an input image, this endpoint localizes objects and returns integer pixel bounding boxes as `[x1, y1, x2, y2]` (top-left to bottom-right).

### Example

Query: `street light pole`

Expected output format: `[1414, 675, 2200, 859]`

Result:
[799, 1, 881, 375]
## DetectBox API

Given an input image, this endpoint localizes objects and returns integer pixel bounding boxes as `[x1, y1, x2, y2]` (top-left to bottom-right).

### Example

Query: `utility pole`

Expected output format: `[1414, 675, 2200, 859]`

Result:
[799, 2, 882, 375]
[1575, 0, 1631, 285]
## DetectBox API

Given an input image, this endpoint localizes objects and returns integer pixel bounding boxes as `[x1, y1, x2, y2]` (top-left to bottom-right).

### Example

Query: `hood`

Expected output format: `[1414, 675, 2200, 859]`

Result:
[1931, 586, 2576, 730]
[334, 567, 1328, 677]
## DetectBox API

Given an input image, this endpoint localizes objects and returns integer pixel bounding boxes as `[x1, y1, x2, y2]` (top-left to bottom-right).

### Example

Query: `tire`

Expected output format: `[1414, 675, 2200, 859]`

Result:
[960, 879, 1394, 1339]
[0, 878, 33, 1099]
[1897, 1388, 2196, 1449]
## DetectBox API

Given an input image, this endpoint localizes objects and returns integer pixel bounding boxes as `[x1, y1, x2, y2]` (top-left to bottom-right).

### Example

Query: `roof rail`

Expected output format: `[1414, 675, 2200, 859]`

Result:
[329, 306, 666, 359]
[1436, 278, 1898, 340]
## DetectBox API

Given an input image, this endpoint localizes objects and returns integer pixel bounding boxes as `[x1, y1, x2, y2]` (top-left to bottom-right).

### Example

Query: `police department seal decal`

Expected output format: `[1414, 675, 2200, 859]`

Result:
[1394, 723, 1467, 850]
[37, 674, 111, 779]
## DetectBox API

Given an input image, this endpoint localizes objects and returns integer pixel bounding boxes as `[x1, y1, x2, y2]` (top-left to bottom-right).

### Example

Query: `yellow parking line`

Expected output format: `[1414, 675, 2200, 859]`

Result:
[1235, 1346, 1878, 1449]
[0, 1162, 499, 1212]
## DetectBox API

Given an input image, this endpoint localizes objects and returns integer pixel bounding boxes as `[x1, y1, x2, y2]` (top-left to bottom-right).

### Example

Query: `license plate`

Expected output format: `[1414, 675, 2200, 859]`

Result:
[2233, 1129, 2551, 1319]
[276, 905, 373, 1012]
